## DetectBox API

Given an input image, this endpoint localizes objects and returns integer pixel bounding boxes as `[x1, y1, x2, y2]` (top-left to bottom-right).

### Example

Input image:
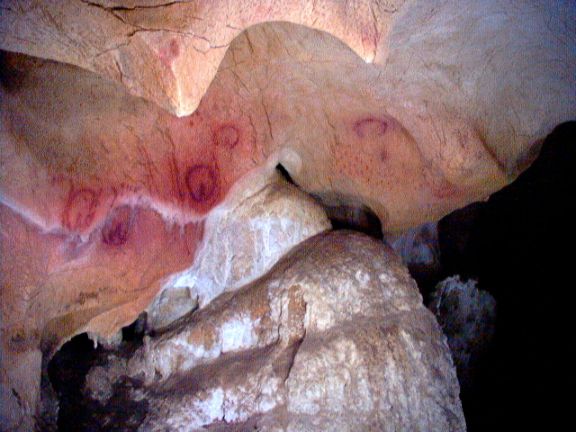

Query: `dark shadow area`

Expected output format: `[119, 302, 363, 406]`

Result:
[326, 203, 383, 239]
[433, 121, 575, 430]
[122, 312, 147, 342]
[47, 318, 148, 431]
[47, 334, 102, 431]
[276, 162, 383, 239]
[275, 163, 296, 185]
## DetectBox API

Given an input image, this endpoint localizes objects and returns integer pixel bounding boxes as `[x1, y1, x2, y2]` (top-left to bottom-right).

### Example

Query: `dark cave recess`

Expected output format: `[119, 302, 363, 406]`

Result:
[434, 121, 575, 431]
[276, 163, 383, 239]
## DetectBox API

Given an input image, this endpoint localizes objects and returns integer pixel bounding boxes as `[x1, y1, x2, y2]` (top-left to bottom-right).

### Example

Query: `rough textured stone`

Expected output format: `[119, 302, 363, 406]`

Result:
[85, 232, 465, 431]
[430, 276, 496, 390]
[84, 355, 128, 405]
[148, 172, 331, 330]
[146, 286, 200, 332]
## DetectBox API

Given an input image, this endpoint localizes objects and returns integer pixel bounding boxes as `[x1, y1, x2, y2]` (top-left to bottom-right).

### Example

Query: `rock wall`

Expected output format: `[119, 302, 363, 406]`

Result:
[84, 232, 465, 431]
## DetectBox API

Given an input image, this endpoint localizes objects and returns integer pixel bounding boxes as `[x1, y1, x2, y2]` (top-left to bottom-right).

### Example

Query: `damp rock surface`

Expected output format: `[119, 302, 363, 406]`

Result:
[85, 231, 465, 431]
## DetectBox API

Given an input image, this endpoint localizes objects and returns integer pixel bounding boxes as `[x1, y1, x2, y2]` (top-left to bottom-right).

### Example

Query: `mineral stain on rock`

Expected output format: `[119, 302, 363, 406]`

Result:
[214, 125, 240, 149]
[101, 205, 133, 246]
[62, 188, 99, 231]
[158, 38, 180, 67]
[186, 164, 219, 203]
[353, 117, 388, 139]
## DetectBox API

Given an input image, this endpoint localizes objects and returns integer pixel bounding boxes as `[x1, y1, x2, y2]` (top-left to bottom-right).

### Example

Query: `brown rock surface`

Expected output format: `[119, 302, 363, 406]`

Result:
[84, 231, 465, 431]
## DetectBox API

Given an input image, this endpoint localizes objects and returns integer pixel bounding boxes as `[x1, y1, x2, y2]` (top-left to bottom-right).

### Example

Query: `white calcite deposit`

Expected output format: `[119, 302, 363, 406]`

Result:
[146, 172, 330, 331]
[89, 232, 465, 431]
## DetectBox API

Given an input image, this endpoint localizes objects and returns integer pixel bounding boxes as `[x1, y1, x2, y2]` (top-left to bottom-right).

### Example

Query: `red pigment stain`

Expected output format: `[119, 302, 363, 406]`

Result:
[62, 188, 99, 231]
[185, 164, 219, 203]
[214, 125, 239, 149]
[159, 38, 180, 67]
[361, 25, 380, 53]
[101, 205, 133, 246]
[354, 118, 388, 139]
[430, 176, 459, 199]
[380, 148, 388, 162]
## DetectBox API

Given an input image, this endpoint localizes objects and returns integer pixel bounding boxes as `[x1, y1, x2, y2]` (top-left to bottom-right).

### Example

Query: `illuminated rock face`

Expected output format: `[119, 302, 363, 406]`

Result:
[0, 0, 574, 429]
[86, 232, 465, 431]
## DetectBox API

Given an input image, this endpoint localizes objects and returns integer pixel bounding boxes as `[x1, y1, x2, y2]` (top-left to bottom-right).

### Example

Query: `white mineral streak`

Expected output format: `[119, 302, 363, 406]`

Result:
[430, 275, 497, 388]
[221, 315, 259, 353]
[147, 170, 330, 329]
[165, 388, 225, 431]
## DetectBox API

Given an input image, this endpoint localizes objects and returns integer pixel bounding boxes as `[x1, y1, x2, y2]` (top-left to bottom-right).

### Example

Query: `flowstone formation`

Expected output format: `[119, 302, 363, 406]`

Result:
[83, 231, 465, 431]
[0, 0, 574, 430]
[146, 172, 331, 331]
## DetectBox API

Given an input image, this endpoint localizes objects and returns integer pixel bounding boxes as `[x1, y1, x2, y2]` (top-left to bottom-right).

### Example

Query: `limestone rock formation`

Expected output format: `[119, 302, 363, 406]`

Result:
[83, 232, 465, 431]
[148, 172, 331, 330]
